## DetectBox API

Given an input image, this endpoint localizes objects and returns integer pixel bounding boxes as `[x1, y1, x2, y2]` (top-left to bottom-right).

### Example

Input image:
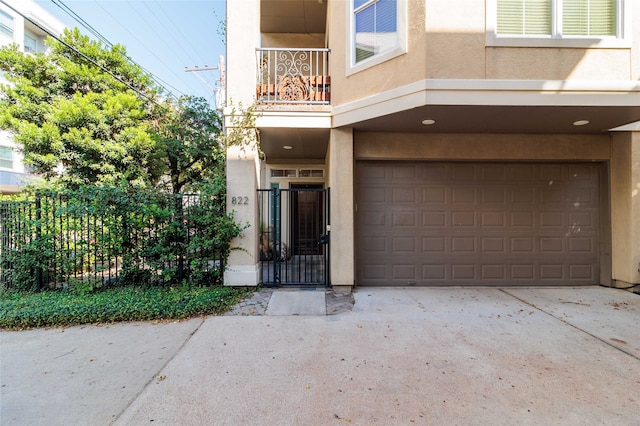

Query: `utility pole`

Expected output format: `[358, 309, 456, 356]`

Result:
[185, 55, 225, 109]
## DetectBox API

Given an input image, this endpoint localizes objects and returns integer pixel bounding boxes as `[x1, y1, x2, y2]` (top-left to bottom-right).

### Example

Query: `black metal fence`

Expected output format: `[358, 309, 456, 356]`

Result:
[0, 191, 229, 291]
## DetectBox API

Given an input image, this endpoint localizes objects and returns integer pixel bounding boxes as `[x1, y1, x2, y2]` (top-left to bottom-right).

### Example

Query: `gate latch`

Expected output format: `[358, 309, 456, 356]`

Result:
[319, 233, 330, 245]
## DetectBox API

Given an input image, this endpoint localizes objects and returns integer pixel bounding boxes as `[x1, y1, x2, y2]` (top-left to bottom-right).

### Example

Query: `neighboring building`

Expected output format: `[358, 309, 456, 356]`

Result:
[224, 0, 640, 291]
[0, 0, 65, 194]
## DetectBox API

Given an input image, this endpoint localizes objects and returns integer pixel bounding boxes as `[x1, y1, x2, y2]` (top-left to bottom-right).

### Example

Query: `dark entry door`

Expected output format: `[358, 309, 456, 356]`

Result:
[291, 183, 324, 256]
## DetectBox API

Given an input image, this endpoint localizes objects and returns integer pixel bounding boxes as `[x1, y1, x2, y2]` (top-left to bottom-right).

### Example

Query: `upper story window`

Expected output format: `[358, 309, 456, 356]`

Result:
[0, 146, 13, 170]
[0, 10, 14, 38]
[354, 0, 397, 63]
[488, 0, 629, 47]
[24, 34, 37, 53]
[348, 0, 406, 75]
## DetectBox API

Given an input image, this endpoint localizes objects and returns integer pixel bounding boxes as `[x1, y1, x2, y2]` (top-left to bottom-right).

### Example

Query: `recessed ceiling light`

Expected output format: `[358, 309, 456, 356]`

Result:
[422, 119, 436, 125]
[573, 120, 590, 126]
[283, 145, 293, 150]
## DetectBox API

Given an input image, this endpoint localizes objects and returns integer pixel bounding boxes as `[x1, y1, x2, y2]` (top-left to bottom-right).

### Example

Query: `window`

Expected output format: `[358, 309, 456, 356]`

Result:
[271, 169, 297, 178]
[349, 0, 406, 73]
[562, 0, 616, 36]
[496, 0, 618, 37]
[489, 0, 628, 47]
[354, 0, 398, 63]
[0, 146, 13, 169]
[24, 34, 37, 53]
[0, 10, 13, 38]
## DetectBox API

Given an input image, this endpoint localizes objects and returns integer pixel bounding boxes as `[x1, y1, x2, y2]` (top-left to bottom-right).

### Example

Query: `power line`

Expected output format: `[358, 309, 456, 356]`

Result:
[93, 1, 189, 98]
[155, 1, 210, 66]
[123, 0, 206, 95]
[50, 0, 112, 47]
[0, 0, 163, 106]
[46, 0, 185, 99]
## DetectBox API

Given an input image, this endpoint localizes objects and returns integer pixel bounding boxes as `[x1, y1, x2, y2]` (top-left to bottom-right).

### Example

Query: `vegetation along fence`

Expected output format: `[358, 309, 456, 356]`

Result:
[0, 188, 238, 291]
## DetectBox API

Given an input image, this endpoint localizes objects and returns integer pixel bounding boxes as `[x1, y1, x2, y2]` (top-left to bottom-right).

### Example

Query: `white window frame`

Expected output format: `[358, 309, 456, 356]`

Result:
[0, 145, 14, 170]
[486, 0, 632, 48]
[24, 33, 37, 54]
[346, 0, 407, 76]
[0, 9, 14, 39]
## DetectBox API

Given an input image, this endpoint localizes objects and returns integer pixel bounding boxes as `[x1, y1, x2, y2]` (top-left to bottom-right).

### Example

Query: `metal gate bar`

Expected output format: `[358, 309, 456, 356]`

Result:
[257, 188, 330, 287]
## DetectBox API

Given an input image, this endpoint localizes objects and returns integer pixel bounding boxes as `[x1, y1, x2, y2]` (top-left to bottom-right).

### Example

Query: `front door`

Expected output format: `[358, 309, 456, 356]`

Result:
[291, 183, 324, 256]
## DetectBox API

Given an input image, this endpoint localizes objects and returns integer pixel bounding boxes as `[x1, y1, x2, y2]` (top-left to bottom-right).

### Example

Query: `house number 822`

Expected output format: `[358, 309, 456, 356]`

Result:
[231, 196, 249, 205]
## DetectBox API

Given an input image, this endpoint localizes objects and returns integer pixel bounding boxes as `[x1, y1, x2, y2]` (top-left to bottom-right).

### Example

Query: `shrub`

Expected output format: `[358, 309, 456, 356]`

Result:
[0, 285, 253, 329]
[0, 183, 244, 291]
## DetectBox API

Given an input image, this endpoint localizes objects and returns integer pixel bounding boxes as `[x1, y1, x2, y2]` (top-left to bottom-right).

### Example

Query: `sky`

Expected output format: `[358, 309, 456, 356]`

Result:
[34, 0, 226, 106]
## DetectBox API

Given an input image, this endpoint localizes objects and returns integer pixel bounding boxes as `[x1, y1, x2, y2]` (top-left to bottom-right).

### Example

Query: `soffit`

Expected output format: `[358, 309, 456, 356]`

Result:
[261, 0, 327, 33]
[349, 104, 640, 134]
[259, 127, 329, 161]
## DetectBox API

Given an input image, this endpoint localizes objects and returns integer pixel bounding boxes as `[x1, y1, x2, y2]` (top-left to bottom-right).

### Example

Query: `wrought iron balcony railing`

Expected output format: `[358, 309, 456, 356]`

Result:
[256, 48, 330, 105]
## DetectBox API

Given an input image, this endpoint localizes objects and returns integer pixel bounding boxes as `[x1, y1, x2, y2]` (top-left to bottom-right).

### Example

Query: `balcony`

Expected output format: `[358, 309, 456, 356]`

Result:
[256, 48, 330, 106]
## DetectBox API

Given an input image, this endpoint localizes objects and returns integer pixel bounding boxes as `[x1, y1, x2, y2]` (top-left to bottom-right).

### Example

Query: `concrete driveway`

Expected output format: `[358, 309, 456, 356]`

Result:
[1, 286, 639, 425]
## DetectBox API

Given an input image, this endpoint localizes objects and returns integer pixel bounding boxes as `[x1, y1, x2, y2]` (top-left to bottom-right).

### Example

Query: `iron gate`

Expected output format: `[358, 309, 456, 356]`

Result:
[257, 187, 330, 286]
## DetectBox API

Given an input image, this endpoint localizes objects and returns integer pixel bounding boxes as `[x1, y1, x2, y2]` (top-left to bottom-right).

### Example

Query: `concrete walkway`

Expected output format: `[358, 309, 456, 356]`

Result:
[1, 286, 639, 425]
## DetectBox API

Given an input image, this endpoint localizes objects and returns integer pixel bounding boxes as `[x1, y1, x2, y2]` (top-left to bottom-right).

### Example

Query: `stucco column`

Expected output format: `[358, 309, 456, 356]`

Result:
[223, 0, 261, 286]
[610, 131, 640, 289]
[328, 128, 355, 290]
[224, 144, 261, 286]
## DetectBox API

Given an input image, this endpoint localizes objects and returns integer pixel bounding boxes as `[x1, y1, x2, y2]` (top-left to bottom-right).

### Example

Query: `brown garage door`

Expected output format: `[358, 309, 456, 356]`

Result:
[356, 162, 601, 286]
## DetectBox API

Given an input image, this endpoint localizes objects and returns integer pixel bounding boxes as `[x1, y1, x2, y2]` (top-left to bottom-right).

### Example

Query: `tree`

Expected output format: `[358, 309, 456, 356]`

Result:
[150, 96, 224, 194]
[0, 28, 158, 187]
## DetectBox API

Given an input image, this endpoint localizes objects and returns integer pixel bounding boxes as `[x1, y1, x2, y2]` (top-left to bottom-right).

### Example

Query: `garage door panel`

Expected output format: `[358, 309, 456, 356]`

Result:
[392, 211, 417, 226]
[423, 211, 447, 226]
[392, 187, 416, 203]
[481, 212, 505, 227]
[511, 188, 535, 203]
[423, 187, 446, 203]
[452, 187, 476, 203]
[356, 162, 601, 286]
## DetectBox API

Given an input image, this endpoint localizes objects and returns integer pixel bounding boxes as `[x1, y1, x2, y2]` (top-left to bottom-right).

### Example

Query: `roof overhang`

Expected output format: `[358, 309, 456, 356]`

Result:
[333, 79, 640, 134]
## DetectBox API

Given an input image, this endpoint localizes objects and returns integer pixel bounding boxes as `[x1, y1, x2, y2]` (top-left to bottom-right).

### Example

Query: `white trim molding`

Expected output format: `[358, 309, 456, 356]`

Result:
[332, 78, 640, 128]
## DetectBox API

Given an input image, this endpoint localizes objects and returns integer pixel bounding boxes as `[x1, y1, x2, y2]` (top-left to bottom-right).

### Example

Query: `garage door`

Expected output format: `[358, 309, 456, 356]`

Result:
[355, 162, 601, 286]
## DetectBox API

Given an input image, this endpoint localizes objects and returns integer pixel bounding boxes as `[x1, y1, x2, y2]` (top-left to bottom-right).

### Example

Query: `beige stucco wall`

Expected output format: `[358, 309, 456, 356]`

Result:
[610, 131, 640, 287]
[224, 145, 261, 286]
[486, 48, 633, 81]
[227, 0, 260, 105]
[328, 128, 355, 287]
[225, 0, 261, 285]
[328, 0, 428, 105]
[328, 0, 638, 106]
[423, 0, 486, 79]
[261, 33, 326, 49]
[354, 133, 612, 161]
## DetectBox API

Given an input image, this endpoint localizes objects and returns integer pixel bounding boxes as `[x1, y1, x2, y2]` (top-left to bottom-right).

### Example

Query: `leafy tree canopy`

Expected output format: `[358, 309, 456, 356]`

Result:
[0, 28, 223, 192]
[150, 96, 224, 194]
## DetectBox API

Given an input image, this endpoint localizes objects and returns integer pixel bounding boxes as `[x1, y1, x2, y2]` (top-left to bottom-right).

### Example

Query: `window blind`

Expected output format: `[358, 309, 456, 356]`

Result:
[354, 0, 398, 63]
[497, 0, 552, 35]
[563, 0, 616, 36]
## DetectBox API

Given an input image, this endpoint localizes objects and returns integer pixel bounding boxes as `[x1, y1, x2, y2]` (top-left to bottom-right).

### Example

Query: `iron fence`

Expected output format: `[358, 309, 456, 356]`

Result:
[0, 191, 228, 290]
[257, 187, 330, 287]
